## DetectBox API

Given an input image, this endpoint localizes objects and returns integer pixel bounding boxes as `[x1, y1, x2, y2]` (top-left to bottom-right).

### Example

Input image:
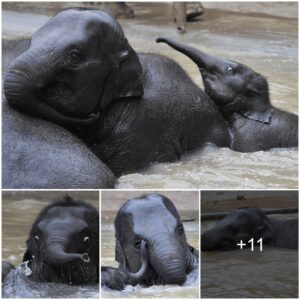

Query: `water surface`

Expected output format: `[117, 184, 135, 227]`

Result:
[201, 214, 298, 298]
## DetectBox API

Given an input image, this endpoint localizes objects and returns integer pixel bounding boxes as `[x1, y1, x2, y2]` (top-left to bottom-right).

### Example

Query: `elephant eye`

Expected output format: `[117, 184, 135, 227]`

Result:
[83, 236, 91, 244]
[68, 49, 81, 64]
[226, 66, 234, 73]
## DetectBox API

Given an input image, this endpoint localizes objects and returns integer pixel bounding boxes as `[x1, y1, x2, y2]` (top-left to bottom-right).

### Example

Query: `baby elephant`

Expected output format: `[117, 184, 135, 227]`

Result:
[157, 37, 298, 152]
[22, 195, 99, 284]
[101, 194, 199, 290]
[202, 207, 298, 251]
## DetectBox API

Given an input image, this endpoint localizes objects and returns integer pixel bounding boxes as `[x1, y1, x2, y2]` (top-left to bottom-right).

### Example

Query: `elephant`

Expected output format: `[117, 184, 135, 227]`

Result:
[2, 38, 116, 189]
[101, 240, 148, 290]
[156, 37, 298, 152]
[101, 194, 199, 290]
[4, 8, 231, 177]
[19, 195, 99, 284]
[202, 207, 298, 251]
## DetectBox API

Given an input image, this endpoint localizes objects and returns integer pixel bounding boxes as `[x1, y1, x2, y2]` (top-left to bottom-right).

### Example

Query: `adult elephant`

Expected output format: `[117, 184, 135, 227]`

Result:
[157, 37, 298, 151]
[101, 194, 199, 290]
[202, 207, 298, 251]
[2, 38, 116, 188]
[4, 8, 230, 176]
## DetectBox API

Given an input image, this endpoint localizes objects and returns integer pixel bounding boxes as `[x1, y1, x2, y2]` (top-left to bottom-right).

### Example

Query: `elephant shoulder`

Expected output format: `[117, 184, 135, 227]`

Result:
[2, 100, 116, 188]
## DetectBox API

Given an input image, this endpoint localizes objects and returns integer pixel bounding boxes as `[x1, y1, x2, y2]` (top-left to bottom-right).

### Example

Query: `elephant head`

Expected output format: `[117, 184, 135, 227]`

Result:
[156, 37, 272, 123]
[202, 207, 274, 251]
[114, 194, 198, 286]
[4, 8, 143, 127]
[23, 195, 99, 284]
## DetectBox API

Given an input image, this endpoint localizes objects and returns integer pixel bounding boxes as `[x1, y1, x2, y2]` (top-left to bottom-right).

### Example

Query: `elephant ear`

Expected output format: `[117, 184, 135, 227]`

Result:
[101, 40, 144, 110]
[115, 238, 126, 269]
[238, 75, 273, 124]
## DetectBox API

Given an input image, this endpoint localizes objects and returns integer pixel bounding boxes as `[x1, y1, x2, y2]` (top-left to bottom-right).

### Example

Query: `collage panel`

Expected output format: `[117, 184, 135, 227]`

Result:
[101, 190, 199, 298]
[201, 190, 298, 298]
[2, 1, 298, 190]
[1, 1, 299, 299]
[2, 191, 100, 298]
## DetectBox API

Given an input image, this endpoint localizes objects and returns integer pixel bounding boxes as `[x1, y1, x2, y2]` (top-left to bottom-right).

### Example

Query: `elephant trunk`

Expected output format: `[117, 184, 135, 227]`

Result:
[4, 51, 96, 127]
[156, 37, 228, 71]
[126, 240, 148, 285]
[149, 237, 187, 285]
[43, 241, 90, 267]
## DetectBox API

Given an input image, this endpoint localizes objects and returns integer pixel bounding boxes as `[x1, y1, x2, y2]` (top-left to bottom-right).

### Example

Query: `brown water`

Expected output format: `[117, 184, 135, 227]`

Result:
[101, 210, 199, 298]
[201, 214, 298, 298]
[2, 3, 298, 189]
[2, 192, 99, 298]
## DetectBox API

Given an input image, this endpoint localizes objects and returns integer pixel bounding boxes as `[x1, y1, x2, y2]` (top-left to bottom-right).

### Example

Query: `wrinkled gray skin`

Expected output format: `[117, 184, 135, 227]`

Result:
[2, 38, 116, 188]
[4, 8, 230, 176]
[202, 207, 298, 251]
[157, 37, 298, 152]
[101, 194, 199, 290]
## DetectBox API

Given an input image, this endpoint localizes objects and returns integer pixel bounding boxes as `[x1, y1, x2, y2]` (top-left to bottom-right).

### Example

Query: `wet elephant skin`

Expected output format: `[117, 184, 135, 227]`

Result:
[2, 38, 116, 189]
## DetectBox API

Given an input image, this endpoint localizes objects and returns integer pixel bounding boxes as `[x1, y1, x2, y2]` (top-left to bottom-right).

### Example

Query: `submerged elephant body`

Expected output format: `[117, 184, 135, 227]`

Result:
[157, 37, 298, 151]
[4, 9, 230, 177]
[202, 207, 298, 251]
[101, 194, 199, 290]
[2, 38, 116, 189]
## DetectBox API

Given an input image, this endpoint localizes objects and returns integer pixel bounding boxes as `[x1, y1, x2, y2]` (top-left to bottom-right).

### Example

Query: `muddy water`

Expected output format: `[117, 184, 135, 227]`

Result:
[2, 192, 99, 298]
[101, 210, 199, 298]
[201, 214, 298, 298]
[2, 3, 298, 189]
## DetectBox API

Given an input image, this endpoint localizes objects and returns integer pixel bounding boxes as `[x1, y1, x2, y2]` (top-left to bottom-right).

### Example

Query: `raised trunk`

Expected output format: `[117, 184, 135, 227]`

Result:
[156, 37, 228, 70]
[43, 242, 90, 266]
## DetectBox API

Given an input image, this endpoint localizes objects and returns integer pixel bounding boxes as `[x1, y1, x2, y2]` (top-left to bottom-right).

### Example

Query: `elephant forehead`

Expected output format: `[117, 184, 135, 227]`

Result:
[32, 9, 119, 41]
[39, 206, 90, 224]
[37, 216, 88, 234]
[120, 196, 178, 233]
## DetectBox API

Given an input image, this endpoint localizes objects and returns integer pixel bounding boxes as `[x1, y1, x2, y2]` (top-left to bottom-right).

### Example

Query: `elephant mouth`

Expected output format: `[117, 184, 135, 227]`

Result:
[42, 81, 81, 118]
